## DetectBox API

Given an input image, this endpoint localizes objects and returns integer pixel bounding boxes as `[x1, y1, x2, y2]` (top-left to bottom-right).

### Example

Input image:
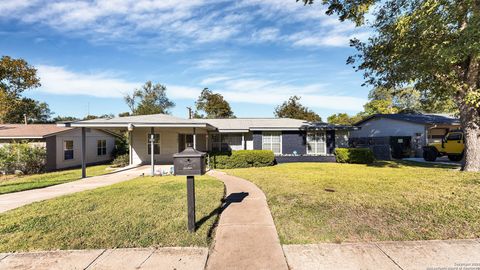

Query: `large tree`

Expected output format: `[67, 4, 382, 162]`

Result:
[3, 97, 53, 123]
[300, 0, 480, 171]
[274, 96, 321, 122]
[0, 56, 41, 123]
[124, 81, 175, 115]
[194, 88, 235, 118]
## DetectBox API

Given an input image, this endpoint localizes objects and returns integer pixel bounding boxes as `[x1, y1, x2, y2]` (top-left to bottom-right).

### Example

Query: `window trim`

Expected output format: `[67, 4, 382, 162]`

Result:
[97, 139, 107, 156]
[63, 140, 74, 160]
[147, 133, 161, 155]
[306, 131, 326, 155]
[261, 131, 282, 155]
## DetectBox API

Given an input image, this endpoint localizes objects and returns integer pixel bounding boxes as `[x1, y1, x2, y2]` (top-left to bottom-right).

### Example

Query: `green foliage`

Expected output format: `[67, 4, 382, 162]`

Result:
[0, 56, 40, 97]
[195, 88, 235, 118]
[118, 112, 131, 117]
[111, 134, 129, 158]
[274, 96, 321, 122]
[327, 113, 362, 125]
[360, 87, 455, 117]
[82, 114, 114, 120]
[124, 81, 175, 115]
[52, 115, 79, 122]
[334, 148, 374, 164]
[0, 142, 46, 174]
[3, 97, 53, 123]
[300, 0, 480, 170]
[208, 150, 275, 169]
[0, 56, 44, 124]
[111, 154, 129, 168]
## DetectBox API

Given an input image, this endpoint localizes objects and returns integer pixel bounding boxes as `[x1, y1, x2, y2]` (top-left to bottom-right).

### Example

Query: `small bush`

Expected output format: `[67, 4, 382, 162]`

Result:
[208, 150, 275, 169]
[111, 154, 129, 168]
[0, 142, 46, 174]
[334, 148, 375, 164]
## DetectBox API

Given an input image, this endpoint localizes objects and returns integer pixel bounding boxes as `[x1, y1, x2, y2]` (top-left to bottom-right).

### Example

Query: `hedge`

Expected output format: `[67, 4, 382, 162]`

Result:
[0, 142, 46, 174]
[334, 148, 375, 164]
[208, 150, 275, 169]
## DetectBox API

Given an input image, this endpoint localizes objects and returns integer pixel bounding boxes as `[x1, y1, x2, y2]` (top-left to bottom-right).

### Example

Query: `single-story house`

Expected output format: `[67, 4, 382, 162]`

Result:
[350, 114, 461, 159]
[60, 114, 355, 176]
[0, 124, 117, 171]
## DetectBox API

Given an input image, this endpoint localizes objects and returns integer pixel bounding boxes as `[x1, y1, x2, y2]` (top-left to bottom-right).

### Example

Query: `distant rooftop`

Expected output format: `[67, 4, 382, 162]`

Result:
[355, 114, 460, 126]
[0, 124, 73, 139]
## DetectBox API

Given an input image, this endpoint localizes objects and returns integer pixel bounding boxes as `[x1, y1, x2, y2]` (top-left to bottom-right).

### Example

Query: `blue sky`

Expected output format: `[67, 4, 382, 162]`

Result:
[0, 0, 371, 120]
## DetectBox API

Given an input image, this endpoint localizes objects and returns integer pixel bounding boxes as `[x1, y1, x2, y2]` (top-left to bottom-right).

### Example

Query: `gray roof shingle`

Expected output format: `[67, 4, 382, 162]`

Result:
[355, 114, 460, 126]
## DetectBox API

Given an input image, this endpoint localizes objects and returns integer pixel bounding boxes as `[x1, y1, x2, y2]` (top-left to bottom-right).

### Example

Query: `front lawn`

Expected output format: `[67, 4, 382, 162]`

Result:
[0, 175, 224, 252]
[225, 162, 480, 244]
[0, 165, 111, 195]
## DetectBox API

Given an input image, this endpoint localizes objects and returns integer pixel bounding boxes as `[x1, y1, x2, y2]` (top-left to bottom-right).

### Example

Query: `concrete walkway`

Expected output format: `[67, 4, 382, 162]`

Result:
[283, 239, 480, 270]
[0, 247, 208, 270]
[0, 166, 149, 213]
[205, 171, 288, 270]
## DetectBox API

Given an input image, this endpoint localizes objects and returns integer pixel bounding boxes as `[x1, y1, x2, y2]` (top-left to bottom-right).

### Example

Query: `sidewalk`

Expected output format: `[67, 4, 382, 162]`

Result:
[0, 166, 149, 213]
[283, 239, 480, 270]
[0, 247, 208, 270]
[206, 171, 289, 270]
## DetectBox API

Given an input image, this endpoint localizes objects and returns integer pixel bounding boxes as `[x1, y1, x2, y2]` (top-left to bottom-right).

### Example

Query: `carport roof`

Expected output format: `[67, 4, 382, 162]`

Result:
[61, 114, 216, 129]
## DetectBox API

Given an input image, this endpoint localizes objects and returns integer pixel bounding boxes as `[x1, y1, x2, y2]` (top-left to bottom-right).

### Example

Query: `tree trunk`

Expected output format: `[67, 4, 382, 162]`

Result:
[461, 115, 480, 172]
[460, 53, 480, 171]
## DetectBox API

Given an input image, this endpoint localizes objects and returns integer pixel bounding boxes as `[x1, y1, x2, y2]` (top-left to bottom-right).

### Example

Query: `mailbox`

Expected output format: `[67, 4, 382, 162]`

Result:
[173, 147, 206, 176]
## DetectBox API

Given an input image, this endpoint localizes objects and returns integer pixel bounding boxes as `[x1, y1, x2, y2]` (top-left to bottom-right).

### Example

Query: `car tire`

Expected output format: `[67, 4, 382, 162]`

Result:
[448, 154, 463, 162]
[423, 148, 437, 162]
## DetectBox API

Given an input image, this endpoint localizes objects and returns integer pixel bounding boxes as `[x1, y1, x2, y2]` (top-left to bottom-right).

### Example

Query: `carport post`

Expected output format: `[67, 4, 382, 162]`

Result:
[81, 127, 86, 178]
[150, 127, 155, 176]
[193, 128, 197, 149]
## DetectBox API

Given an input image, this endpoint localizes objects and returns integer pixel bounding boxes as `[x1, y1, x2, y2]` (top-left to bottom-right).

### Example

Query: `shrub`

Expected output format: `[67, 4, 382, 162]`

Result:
[208, 150, 275, 169]
[111, 134, 128, 158]
[334, 148, 375, 164]
[111, 154, 129, 168]
[0, 142, 46, 174]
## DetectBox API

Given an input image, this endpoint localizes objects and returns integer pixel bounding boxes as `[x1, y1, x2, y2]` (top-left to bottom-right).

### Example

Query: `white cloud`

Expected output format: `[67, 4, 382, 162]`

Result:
[201, 77, 366, 111]
[36, 65, 365, 112]
[0, 0, 370, 50]
[37, 65, 140, 98]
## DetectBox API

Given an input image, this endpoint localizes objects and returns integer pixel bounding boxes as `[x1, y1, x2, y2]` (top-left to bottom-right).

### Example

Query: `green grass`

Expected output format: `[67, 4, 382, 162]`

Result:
[224, 161, 480, 244]
[0, 175, 224, 252]
[0, 165, 111, 195]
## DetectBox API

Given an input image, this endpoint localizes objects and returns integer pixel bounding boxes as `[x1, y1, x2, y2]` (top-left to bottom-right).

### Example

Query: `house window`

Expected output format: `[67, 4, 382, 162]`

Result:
[211, 133, 243, 151]
[307, 131, 326, 155]
[64, 140, 74, 160]
[147, 134, 160, 155]
[97, 140, 107, 156]
[262, 132, 282, 155]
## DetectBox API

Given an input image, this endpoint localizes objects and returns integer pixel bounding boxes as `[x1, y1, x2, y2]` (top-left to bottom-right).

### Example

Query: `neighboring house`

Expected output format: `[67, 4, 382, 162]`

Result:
[0, 124, 117, 171]
[61, 114, 355, 170]
[350, 114, 460, 159]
